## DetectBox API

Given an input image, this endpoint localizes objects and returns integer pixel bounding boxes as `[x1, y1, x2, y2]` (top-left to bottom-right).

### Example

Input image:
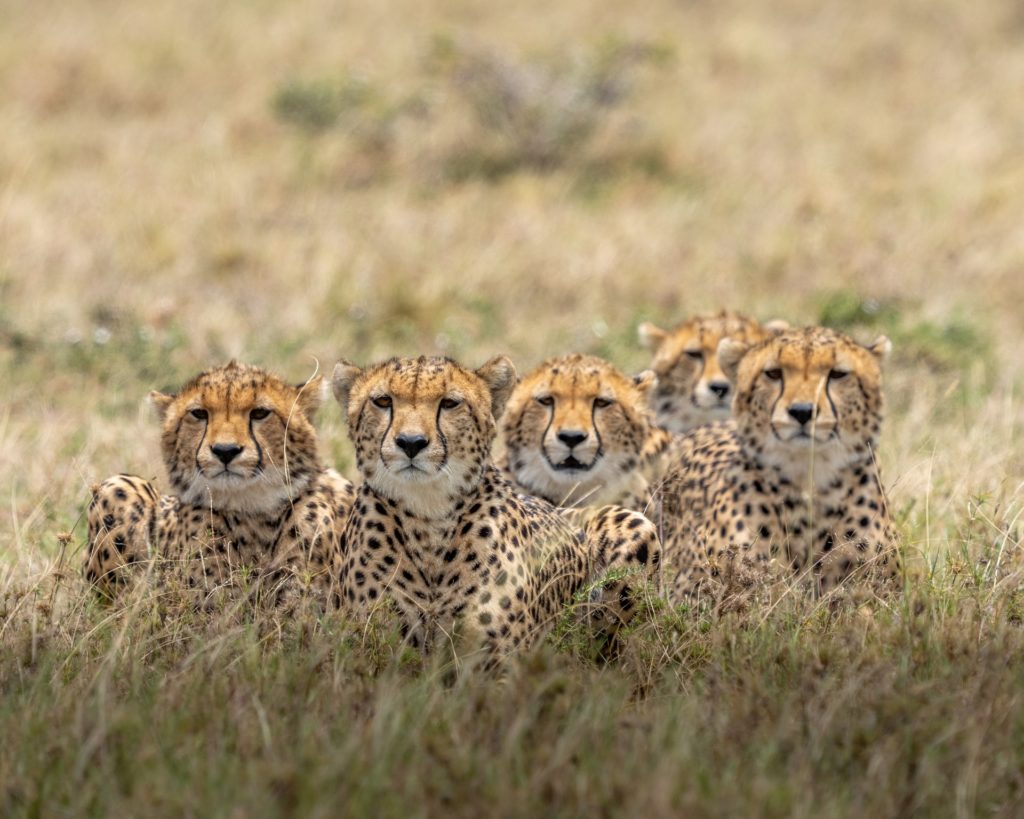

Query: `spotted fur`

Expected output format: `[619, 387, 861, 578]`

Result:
[330, 355, 661, 667]
[84, 361, 355, 607]
[639, 310, 788, 433]
[500, 354, 659, 512]
[661, 327, 901, 600]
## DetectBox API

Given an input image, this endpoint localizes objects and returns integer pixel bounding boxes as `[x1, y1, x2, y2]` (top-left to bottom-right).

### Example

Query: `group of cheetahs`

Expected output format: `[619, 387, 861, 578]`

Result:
[84, 310, 901, 667]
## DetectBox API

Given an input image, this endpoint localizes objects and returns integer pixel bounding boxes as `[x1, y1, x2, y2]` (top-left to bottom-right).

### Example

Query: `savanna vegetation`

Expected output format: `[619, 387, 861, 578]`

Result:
[2, 0, 1023, 815]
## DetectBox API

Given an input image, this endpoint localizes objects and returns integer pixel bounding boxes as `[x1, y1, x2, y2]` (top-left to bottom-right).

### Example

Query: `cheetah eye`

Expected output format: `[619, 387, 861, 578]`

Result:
[440, 397, 462, 410]
[535, 395, 554, 407]
[372, 395, 393, 409]
[189, 408, 209, 421]
[828, 369, 850, 381]
[250, 407, 272, 420]
[593, 397, 614, 409]
[763, 368, 783, 382]
[685, 350, 704, 361]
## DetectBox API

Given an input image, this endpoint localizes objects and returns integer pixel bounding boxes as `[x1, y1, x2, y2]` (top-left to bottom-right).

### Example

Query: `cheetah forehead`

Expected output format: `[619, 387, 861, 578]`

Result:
[649, 311, 771, 368]
[738, 327, 885, 384]
[155, 361, 316, 423]
[517, 354, 641, 399]
[351, 356, 493, 403]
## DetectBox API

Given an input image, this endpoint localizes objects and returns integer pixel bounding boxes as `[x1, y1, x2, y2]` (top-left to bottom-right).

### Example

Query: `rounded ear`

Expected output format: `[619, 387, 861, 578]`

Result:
[293, 374, 325, 420]
[331, 361, 363, 412]
[763, 319, 789, 334]
[475, 355, 518, 419]
[148, 391, 174, 422]
[638, 322, 668, 352]
[632, 369, 657, 395]
[866, 335, 892, 361]
[717, 338, 751, 384]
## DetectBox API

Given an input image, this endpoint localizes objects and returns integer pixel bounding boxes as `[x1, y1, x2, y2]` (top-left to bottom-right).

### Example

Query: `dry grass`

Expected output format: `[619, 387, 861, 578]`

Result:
[2, 0, 1024, 815]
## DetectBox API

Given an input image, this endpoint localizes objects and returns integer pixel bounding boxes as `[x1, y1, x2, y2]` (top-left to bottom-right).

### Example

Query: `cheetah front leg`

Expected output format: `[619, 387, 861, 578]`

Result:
[85, 475, 163, 597]
[578, 506, 661, 629]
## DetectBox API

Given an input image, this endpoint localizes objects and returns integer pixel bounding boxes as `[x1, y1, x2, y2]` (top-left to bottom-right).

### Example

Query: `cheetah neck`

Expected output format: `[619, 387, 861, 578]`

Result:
[178, 469, 314, 516]
[511, 455, 641, 509]
[366, 465, 482, 523]
[750, 432, 875, 496]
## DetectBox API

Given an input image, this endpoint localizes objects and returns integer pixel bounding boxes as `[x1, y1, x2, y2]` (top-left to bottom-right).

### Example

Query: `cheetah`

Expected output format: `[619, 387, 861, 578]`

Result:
[329, 354, 661, 667]
[84, 361, 355, 608]
[499, 353, 672, 515]
[639, 310, 788, 433]
[660, 326, 901, 600]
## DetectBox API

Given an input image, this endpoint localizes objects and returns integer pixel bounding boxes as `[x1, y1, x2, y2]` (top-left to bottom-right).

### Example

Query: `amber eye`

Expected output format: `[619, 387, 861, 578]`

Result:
[828, 369, 850, 381]
[593, 397, 614, 409]
[250, 407, 272, 420]
[189, 408, 209, 420]
[685, 350, 704, 360]
[372, 395, 393, 409]
[535, 395, 554, 407]
[440, 397, 462, 410]
[764, 368, 783, 381]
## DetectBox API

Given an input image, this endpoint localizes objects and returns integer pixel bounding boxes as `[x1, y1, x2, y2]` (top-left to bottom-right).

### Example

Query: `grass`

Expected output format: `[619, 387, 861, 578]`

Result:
[2, 0, 1024, 815]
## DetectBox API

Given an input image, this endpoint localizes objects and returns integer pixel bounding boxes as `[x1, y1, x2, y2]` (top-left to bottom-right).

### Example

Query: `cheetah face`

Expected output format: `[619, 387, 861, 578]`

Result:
[639, 311, 787, 433]
[334, 355, 516, 518]
[720, 327, 890, 484]
[502, 354, 655, 506]
[149, 362, 325, 514]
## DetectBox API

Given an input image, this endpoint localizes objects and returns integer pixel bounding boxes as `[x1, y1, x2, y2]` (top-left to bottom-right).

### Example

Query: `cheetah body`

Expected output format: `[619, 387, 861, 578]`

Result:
[639, 310, 787, 433]
[331, 355, 661, 664]
[661, 327, 901, 599]
[85, 362, 354, 606]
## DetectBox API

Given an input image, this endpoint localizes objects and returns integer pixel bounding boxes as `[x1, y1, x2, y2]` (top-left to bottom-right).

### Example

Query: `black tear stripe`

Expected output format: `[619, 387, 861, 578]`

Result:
[589, 400, 605, 463]
[768, 373, 785, 424]
[194, 415, 209, 475]
[434, 400, 449, 469]
[378, 399, 393, 466]
[824, 377, 840, 429]
[249, 415, 264, 473]
[542, 400, 555, 449]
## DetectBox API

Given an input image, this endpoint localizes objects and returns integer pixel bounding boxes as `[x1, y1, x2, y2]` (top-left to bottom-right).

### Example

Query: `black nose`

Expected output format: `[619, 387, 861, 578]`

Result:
[395, 434, 429, 459]
[211, 443, 243, 464]
[708, 381, 731, 399]
[557, 430, 588, 448]
[787, 403, 816, 426]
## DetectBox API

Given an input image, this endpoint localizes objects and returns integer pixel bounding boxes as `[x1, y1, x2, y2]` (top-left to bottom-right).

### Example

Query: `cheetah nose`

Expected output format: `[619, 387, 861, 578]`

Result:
[787, 403, 816, 426]
[395, 434, 430, 459]
[211, 443, 243, 464]
[708, 381, 731, 399]
[557, 429, 588, 448]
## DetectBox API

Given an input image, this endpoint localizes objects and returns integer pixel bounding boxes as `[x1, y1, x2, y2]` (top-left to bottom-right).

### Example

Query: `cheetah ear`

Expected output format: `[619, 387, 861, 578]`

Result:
[331, 360, 363, 413]
[476, 355, 518, 420]
[763, 318, 789, 334]
[717, 338, 751, 383]
[638, 322, 668, 352]
[148, 391, 174, 422]
[293, 375, 325, 420]
[866, 335, 892, 361]
[632, 369, 657, 395]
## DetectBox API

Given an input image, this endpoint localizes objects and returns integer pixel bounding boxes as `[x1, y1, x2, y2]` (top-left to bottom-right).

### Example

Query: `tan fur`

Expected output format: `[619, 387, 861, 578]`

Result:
[500, 353, 659, 511]
[330, 355, 661, 668]
[84, 361, 355, 608]
[639, 310, 788, 433]
[660, 327, 901, 600]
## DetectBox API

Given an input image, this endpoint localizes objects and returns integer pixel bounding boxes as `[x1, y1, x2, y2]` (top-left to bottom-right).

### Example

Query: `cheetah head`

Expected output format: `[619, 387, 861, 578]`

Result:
[719, 326, 891, 486]
[149, 361, 326, 514]
[501, 354, 656, 507]
[638, 310, 787, 433]
[332, 355, 516, 519]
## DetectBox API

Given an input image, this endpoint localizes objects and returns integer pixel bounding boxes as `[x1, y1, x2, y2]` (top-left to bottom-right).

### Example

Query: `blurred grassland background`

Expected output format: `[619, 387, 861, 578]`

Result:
[2, 0, 1024, 816]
